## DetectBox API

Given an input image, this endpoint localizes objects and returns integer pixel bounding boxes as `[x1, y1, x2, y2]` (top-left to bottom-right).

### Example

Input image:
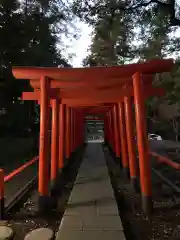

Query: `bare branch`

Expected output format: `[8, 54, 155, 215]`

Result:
[125, 0, 170, 10]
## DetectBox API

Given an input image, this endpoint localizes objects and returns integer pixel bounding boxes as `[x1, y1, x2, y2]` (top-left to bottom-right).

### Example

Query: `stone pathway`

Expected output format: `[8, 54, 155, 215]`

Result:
[56, 143, 126, 240]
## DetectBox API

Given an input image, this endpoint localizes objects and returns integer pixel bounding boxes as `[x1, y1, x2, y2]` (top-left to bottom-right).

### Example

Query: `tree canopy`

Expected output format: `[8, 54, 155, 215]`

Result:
[0, 0, 75, 103]
[0, 0, 77, 134]
[73, 0, 180, 139]
[72, 0, 180, 26]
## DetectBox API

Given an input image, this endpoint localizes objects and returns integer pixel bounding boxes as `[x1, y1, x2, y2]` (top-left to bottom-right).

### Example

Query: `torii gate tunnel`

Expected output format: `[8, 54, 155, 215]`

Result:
[12, 58, 174, 217]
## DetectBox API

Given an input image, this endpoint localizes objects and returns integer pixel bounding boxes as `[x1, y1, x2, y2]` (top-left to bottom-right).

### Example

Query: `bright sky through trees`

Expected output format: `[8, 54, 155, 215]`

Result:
[61, 20, 92, 67]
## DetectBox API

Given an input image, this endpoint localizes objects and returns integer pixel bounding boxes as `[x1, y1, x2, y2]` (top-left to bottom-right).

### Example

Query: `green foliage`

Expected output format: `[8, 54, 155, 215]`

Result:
[72, 0, 180, 26]
[0, 0, 73, 102]
[80, 0, 180, 104]
[82, 0, 135, 66]
[0, 0, 76, 133]
[80, 1, 180, 67]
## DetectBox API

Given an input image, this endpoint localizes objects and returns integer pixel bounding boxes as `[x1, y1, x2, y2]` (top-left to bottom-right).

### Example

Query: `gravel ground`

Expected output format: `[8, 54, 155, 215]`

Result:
[104, 146, 180, 240]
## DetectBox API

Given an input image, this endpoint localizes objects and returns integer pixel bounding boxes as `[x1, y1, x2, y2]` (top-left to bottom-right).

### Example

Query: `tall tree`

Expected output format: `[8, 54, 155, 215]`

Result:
[0, 0, 76, 133]
[0, 0, 73, 103]
[83, 0, 134, 66]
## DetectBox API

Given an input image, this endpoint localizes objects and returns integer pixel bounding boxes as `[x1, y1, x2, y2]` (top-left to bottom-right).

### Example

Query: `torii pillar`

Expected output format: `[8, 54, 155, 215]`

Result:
[50, 98, 59, 190]
[124, 96, 138, 191]
[118, 102, 129, 176]
[38, 76, 51, 211]
[133, 72, 152, 216]
[112, 104, 121, 160]
[65, 107, 71, 160]
[59, 103, 66, 169]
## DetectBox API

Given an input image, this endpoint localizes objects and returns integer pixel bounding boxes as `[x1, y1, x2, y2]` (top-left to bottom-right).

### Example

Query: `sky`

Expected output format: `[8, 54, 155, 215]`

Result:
[62, 21, 93, 67]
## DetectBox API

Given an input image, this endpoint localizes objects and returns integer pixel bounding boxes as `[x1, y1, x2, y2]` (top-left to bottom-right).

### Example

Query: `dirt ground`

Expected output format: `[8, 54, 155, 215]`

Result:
[105, 146, 180, 240]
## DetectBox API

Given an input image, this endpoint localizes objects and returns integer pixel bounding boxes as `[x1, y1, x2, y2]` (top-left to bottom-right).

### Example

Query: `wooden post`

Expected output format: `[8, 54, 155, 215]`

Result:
[108, 111, 114, 151]
[118, 102, 129, 176]
[78, 113, 81, 146]
[103, 115, 108, 144]
[112, 104, 121, 158]
[106, 113, 111, 145]
[38, 76, 50, 211]
[133, 72, 152, 217]
[65, 107, 71, 159]
[124, 96, 138, 191]
[75, 112, 80, 149]
[81, 113, 85, 145]
[111, 109, 116, 153]
[71, 108, 74, 153]
[59, 103, 65, 169]
[50, 98, 59, 188]
[73, 111, 76, 151]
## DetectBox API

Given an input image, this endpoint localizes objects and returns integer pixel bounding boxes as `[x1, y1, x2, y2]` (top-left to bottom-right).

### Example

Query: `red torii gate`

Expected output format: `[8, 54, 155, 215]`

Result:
[12, 58, 174, 216]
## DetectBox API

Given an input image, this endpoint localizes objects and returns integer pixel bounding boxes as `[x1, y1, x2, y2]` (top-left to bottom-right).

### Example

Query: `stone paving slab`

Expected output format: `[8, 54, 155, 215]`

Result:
[83, 216, 123, 231]
[56, 230, 126, 240]
[56, 143, 126, 240]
